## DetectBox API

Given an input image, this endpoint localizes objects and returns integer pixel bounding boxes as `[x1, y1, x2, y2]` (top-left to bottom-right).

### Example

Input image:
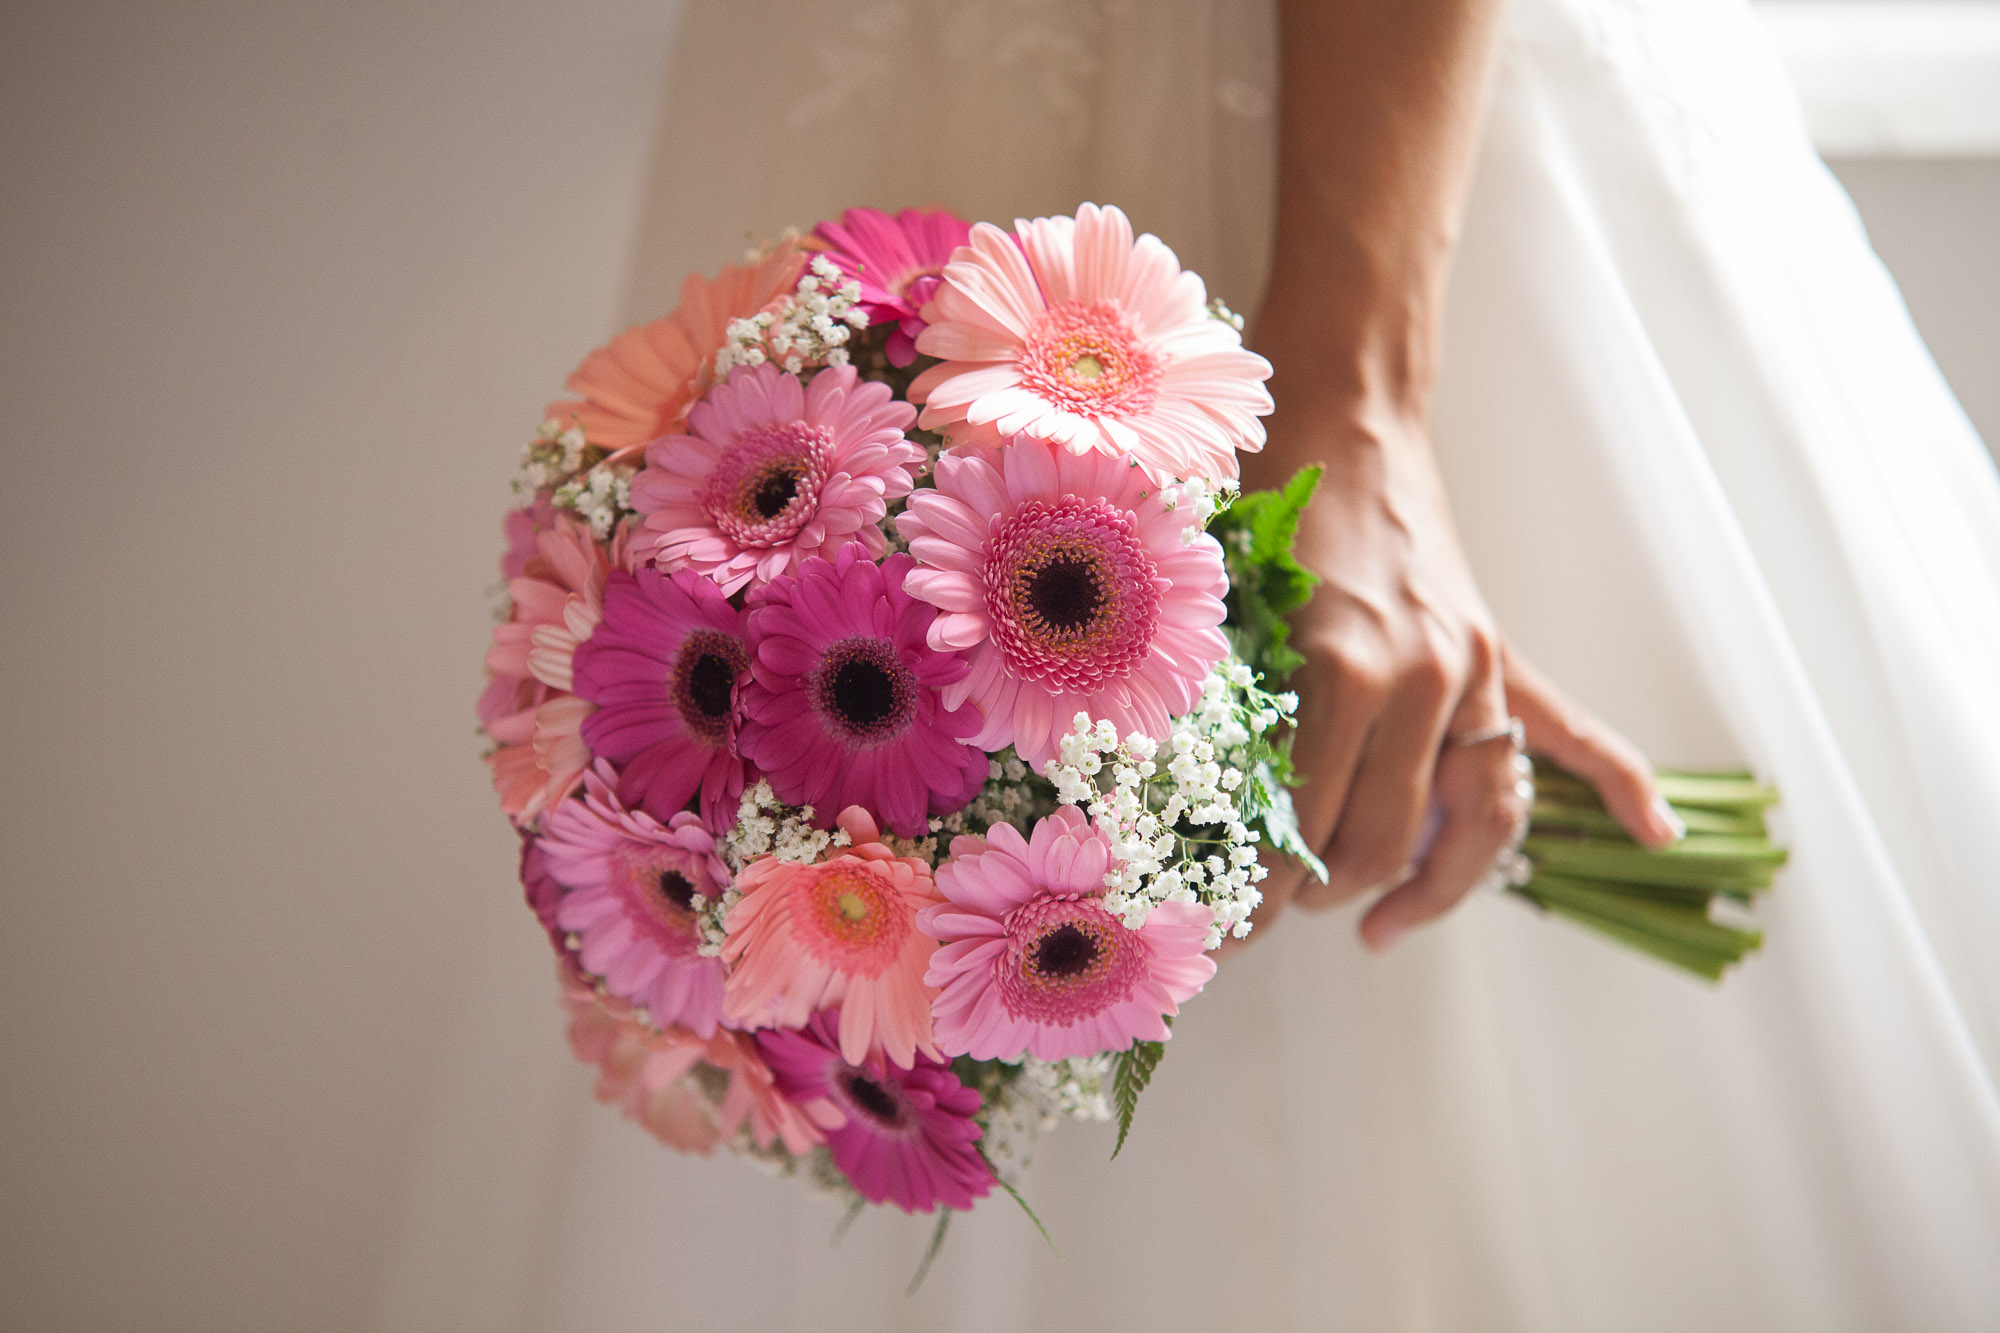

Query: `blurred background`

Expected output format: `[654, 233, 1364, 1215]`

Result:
[1, 1, 1994, 1327]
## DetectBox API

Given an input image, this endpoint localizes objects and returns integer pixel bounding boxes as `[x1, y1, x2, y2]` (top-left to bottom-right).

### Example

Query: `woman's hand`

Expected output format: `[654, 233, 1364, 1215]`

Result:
[1237, 383, 1683, 952]
[1221, 0, 1683, 955]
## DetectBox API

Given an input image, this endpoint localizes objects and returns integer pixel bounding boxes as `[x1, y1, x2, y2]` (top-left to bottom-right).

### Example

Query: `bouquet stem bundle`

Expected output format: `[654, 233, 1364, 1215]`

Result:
[1515, 768, 1786, 979]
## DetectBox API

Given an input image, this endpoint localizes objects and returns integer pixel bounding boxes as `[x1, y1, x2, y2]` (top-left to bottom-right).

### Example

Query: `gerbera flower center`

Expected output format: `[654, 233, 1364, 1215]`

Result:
[839, 1069, 908, 1129]
[671, 629, 748, 745]
[612, 847, 707, 957]
[793, 862, 910, 977]
[1019, 301, 1161, 415]
[813, 638, 916, 743]
[999, 897, 1151, 1026]
[1023, 554, 1105, 632]
[1032, 922, 1100, 977]
[656, 870, 697, 913]
[702, 422, 832, 548]
[751, 465, 802, 520]
[892, 267, 943, 306]
[985, 498, 1162, 691]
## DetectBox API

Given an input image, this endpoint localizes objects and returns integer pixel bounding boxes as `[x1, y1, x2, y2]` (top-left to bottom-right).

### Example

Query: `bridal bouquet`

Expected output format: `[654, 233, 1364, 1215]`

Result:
[479, 203, 1783, 1240]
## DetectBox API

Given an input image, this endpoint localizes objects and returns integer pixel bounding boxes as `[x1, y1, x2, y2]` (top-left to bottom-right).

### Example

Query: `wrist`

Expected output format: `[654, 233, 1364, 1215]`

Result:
[1250, 293, 1439, 437]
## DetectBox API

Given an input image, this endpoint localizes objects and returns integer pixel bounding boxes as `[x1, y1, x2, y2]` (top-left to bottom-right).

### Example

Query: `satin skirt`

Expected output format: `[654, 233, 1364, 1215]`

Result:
[383, 2, 2000, 1327]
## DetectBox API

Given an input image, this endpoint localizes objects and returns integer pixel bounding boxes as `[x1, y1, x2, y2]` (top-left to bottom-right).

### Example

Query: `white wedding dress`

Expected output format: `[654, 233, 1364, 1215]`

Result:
[385, 1, 2000, 1328]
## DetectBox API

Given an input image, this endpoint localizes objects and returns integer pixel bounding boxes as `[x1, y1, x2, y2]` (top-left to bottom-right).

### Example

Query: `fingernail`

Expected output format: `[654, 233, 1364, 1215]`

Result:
[1651, 796, 1687, 842]
[1364, 920, 1408, 954]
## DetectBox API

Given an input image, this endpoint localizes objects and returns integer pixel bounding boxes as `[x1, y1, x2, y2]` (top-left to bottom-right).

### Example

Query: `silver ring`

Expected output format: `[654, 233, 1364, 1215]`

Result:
[1452, 716, 1526, 751]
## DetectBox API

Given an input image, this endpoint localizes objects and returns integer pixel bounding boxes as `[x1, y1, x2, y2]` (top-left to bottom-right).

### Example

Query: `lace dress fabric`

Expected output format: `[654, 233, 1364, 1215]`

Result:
[383, 2, 2000, 1327]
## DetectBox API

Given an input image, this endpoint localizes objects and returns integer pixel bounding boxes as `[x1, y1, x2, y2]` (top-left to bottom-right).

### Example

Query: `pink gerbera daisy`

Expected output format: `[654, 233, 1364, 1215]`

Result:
[909, 202, 1273, 486]
[757, 1009, 993, 1215]
[548, 244, 805, 462]
[895, 436, 1229, 767]
[920, 806, 1217, 1062]
[562, 980, 821, 1156]
[538, 761, 731, 1036]
[738, 545, 987, 835]
[571, 565, 751, 829]
[721, 807, 943, 1069]
[628, 362, 923, 595]
[812, 206, 974, 367]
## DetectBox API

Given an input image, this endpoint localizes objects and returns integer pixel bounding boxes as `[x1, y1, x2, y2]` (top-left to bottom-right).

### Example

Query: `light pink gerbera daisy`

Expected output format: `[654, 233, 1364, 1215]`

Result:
[572, 565, 751, 830]
[721, 807, 943, 1069]
[757, 1009, 993, 1215]
[812, 206, 974, 367]
[920, 806, 1217, 1062]
[895, 436, 1229, 767]
[482, 515, 622, 822]
[538, 761, 730, 1036]
[562, 980, 821, 1156]
[628, 362, 923, 595]
[909, 202, 1273, 486]
[738, 545, 988, 835]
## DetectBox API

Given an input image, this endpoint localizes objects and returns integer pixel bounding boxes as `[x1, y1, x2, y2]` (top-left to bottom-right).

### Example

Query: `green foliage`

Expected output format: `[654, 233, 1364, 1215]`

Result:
[1253, 760, 1328, 884]
[1211, 466, 1323, 685]
[975, 1143, 1059, 1257]
[905, 1209, 953, 1296]
[1110, 1019, 1171, 1159]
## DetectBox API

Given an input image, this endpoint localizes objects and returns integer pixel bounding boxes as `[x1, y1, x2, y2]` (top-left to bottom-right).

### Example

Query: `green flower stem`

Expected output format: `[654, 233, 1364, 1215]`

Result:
[1530, 799, 1768, 839]
[1513, 766, 1787, 980]
[1511, 872, 1762, 982]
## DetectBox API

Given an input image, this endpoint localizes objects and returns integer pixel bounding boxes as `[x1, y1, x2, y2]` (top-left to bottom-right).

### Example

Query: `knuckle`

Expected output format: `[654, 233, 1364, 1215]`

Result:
[1406, 648, 1455, 701]
[1326, 648, 1391, 702]
[1465, 625, 1501, 677]
[1329, 838, 1410, 893]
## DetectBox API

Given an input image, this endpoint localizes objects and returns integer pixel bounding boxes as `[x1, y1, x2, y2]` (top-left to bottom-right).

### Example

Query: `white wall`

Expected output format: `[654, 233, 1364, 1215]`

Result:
[1830, 158, 2000, 451]
[0, 3, 682, 1327]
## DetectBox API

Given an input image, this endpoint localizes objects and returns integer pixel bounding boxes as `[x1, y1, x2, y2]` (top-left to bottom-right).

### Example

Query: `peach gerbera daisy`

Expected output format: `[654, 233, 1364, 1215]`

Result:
[909, 203, 1272, 486]
[548, 243, 806, 461]
[720, 807, 944, 1069]
[482, 514, 624, 822]
[561, 979, 821, 1156]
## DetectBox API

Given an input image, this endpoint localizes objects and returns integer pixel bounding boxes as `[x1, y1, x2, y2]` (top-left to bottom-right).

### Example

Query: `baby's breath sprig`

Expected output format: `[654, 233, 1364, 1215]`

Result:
[929, 750, 1055, 844]
[714, 254, 870, 380]
[1044, 657, 1297, 950]
[693, 780, 854, 954]
[515, 417, 594, 495]
[550, 460, 635, 540]
[1206, 296, 1247, 331]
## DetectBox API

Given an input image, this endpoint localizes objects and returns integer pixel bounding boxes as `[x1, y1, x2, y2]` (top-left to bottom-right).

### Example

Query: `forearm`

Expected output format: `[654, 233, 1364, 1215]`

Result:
[1255, 0, 1507, 438]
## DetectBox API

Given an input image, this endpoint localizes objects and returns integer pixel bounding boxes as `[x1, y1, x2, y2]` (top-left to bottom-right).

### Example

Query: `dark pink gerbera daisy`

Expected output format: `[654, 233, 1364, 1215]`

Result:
[572, 565, 752, 829]
[813, 206, 974, 367]
[519, 832, 574, 966]
[738, 545, 987, 836]
[757, 1010, 994, 1215]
